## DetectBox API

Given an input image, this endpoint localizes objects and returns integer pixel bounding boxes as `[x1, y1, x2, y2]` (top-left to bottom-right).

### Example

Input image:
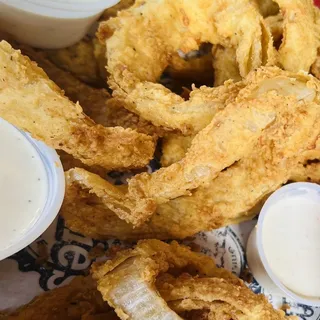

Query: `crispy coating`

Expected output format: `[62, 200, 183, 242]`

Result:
[274, 0, 319, 72]
[91, 240, 232, 280]
[65, 168, 155, 226]
[290, 162, 320, 183]
[161, 134, 194, 167]
[61, 160, 319, 241]
[0, 41, 155, 170]
[2, 276, 116, 320]
[47, 0, 137, 85]
[91, 240, 291, 320]
[45, 37, 104, 86]
[152, 71, 320, 237]
[154, 114, 320, 237]
[91, 240, 240, 320]
[159, 276, 296, 320]
[57, 150, 108, 178]
[15, 43, 164, 138]
[212, 46, 241, 86]
[60, 67, 320, 240]
[105, 77, 243, 135]
[12, 43, 161, 173]
[13, 43, 112, 127]
[126, 97, 276, 206]
[259, 1, 319, 73]
[99, 0, 274, 132]
[124, 67, 318, 209]
[60, 180, 172, 240]
[103, 98, 166, 137]
[63, 73, 277, 222]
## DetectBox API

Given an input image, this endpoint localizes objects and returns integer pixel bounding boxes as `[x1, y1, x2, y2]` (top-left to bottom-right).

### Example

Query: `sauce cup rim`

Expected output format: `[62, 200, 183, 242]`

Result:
[257, 182, 320, 306]
[1, 0, 120, 16]
[0, 124, 65, 261]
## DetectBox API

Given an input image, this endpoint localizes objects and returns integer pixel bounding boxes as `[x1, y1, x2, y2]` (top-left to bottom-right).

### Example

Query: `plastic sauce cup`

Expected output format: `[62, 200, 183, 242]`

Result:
[247, 182, 320, 307]
[0, 122, 65, 261]
[0, 0, 120, 49]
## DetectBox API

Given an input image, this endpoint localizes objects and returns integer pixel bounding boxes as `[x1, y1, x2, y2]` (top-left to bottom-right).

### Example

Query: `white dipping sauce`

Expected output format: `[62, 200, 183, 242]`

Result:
[262, 188, 320, 298]
[0, 119, 48, 251]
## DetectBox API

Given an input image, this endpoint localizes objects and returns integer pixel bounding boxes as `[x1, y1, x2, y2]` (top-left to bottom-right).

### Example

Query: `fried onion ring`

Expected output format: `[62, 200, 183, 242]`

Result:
[98, 0, 274, 133]
[159, 276, 296, 319]
[92, 240, 293, 320]
[91, 240, 241, 320]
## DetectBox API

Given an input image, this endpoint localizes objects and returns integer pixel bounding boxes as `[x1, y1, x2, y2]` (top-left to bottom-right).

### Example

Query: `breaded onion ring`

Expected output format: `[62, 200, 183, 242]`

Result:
[158, 275, 297, 319]
[98, 0, 274, 133]
[91, 240, 241, 320]
[92, 240, 294, 320]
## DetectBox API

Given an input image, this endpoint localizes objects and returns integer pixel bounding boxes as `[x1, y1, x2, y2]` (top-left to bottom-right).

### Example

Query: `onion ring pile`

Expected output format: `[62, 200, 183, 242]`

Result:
[61, 67, 320, 239]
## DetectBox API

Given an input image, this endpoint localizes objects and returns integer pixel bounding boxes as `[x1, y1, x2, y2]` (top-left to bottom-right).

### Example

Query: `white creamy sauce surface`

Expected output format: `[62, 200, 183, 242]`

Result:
[0, 118, 48, 251]
[262, 191, 320, 298]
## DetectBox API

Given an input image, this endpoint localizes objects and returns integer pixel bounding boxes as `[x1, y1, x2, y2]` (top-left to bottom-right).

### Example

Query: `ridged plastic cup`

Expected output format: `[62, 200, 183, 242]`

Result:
[0, 0, 120, 49]
[0, 126, 65, 261]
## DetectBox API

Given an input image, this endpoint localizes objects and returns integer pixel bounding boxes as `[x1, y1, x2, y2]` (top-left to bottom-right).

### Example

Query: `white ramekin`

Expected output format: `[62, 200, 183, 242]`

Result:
[0, 0, 120, 48]
[0, 126, 65, 261]
[247, 182, 320, 307]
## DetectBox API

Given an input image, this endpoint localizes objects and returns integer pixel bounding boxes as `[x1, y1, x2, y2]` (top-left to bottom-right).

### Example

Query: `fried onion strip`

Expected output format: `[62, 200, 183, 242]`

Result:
[0, 41, 155, 170]
[14, 42, 164, 138]
[65, 168, 156, 226]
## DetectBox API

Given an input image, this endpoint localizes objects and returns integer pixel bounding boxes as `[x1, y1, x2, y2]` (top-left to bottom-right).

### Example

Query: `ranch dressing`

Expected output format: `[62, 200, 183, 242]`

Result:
[0, 118, 48, 251]
[262, 189, 320, 298]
